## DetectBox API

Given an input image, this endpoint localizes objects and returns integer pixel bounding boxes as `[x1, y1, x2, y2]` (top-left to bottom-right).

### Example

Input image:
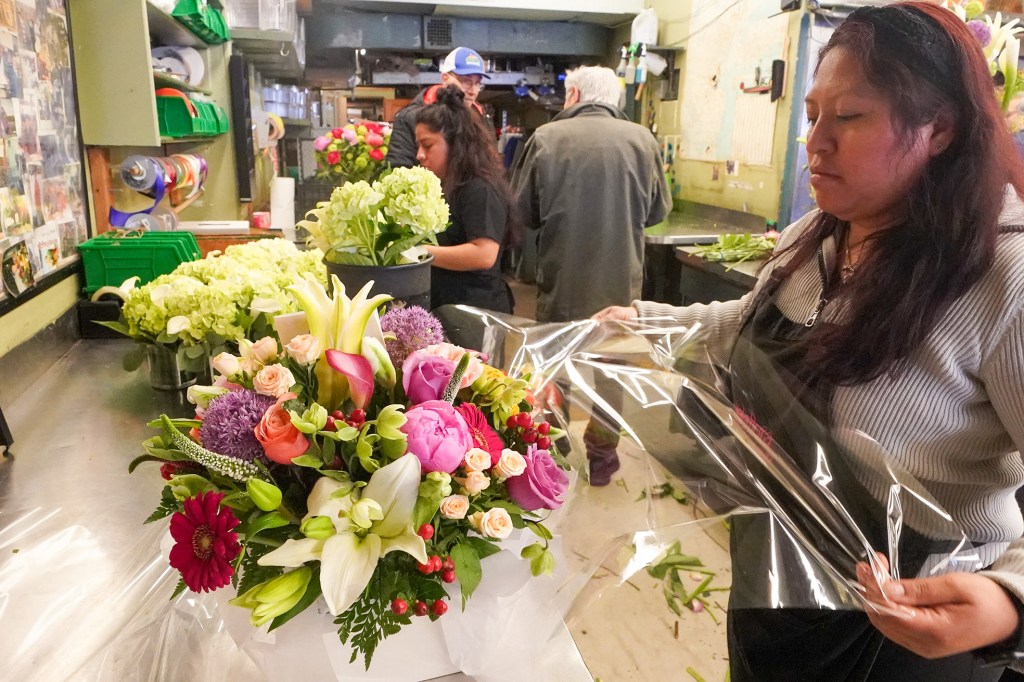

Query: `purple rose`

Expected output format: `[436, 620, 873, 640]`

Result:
[400, 400, 473, 474]
[506, 446, 569, 511]
[403, 350, 455, 404]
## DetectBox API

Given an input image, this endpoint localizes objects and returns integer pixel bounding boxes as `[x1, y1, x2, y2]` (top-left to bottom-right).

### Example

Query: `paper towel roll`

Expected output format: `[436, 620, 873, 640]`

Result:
[270, 177, 295, 231]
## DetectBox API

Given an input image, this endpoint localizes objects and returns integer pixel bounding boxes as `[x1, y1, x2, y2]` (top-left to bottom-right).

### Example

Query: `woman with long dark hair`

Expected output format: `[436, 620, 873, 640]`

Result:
[597, 3, 1024, 679]
[416, 85, 515, 313]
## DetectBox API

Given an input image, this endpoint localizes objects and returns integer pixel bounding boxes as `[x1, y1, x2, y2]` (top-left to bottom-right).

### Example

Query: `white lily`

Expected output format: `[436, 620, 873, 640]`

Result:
[1003, 35, 1021, 110]
[258, 454, 428, 616]
[287, 274, 392, 407]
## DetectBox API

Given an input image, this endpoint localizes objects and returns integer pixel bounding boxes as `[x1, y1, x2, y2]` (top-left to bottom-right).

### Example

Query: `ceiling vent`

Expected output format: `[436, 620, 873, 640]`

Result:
[424, 17, 453, 49]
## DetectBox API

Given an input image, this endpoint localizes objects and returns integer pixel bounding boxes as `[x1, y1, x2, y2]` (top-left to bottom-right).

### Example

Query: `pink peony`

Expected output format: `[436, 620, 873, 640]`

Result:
[456, 403, 504, 466]
[366, 132, 384, 148]
[331, 127, 344, 139]
[506, 445, 568, 511]
[326, 150, 340, 165]
[314, 136, 330, 151]
[403, 350, 455, 404]
[369, 148, 385, 162]
[342, 129, 358, 145]
[169, 491, 241, 592]
[401, 400, 473, 474]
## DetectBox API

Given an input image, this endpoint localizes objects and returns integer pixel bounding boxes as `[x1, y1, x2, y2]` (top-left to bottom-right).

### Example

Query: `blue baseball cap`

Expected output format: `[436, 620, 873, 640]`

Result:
[440, 47, 489, 78]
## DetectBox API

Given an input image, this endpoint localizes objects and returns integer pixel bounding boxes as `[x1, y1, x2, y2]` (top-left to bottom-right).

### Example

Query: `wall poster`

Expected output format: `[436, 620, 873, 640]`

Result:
[0, 0, 88, 308]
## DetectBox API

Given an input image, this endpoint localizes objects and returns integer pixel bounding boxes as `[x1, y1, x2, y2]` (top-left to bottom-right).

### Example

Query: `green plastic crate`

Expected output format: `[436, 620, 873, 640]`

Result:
[77, 231, 201, 295]
[172, 1, 230, 45]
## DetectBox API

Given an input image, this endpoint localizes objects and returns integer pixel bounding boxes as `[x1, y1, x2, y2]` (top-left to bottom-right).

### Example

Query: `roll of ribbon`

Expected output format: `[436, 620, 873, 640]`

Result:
[110, 153, 208, 227]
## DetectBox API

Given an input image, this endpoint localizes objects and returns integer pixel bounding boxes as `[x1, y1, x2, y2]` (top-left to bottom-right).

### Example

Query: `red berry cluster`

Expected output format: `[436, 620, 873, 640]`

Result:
[390, 597, 448, 617]
[505, 412, 552, 450]
[324, 408, 367, 432]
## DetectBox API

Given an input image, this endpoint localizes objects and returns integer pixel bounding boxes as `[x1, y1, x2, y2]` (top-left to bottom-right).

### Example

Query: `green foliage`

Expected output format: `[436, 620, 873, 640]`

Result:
[644, 540, 727, 623]
[144, 485, 181, 524]
[694, 233, 776, 266]
[637, 481, 691, 505]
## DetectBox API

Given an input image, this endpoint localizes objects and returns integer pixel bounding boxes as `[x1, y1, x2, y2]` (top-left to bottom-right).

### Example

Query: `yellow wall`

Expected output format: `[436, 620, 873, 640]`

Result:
[0, 277, 79, 356]
[646, 0, 802, 222]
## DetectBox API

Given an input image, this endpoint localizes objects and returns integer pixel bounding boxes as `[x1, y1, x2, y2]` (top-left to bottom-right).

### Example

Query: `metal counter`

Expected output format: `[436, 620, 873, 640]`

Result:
[0, 339, 591, 682]
[643, 202, 767, 305]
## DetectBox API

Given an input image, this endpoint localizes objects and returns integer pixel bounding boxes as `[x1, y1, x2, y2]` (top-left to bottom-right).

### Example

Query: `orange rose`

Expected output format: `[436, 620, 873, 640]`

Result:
[254, 402, 308, 464]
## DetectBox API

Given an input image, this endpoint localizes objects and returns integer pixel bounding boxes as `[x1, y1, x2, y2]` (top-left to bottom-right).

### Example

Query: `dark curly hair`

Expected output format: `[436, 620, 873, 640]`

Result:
[416, 86, 517, 230]
[775, 1, 1024, 385]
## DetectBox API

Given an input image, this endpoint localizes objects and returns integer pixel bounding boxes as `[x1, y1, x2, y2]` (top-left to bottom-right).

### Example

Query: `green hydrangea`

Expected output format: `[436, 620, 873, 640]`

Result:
[297, 167, 450, 266]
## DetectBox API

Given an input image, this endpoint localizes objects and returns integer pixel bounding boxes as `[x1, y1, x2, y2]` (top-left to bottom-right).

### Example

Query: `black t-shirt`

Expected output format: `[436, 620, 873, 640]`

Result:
[430, 176, 513, 313]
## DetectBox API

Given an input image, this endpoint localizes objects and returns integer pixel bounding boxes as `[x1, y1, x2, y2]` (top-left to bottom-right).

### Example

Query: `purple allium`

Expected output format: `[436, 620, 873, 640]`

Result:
[199, 389, 276, 462]
[380, 306, 445, 366]
[967, 19, 991, 48]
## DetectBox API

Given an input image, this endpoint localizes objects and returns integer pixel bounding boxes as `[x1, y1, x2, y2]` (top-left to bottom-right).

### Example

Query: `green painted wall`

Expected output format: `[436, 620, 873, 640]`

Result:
[0, 277, 79, 356]
[645, 0, 803, 223]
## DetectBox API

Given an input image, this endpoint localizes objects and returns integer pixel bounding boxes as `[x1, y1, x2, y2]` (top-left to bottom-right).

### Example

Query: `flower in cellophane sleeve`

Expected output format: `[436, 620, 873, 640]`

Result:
[133, 297, 572, 672]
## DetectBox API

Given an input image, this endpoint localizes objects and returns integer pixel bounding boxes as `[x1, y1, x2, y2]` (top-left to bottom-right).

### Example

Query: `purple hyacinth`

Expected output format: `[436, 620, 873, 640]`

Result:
[199, 389, 276, 462]
[380, 306, 445, 366]
[967, 19, 991, 48]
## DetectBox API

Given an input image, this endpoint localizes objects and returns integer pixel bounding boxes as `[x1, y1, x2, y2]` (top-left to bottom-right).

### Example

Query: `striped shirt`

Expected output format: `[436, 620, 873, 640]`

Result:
[635, 200, 1024, 601]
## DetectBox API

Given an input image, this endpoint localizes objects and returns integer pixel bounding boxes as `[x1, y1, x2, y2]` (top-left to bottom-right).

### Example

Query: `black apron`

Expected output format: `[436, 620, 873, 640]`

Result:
[723, 250, 1002, 682]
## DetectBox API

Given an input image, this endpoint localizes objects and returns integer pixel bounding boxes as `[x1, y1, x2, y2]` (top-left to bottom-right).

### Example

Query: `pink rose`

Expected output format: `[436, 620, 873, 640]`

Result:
[255, 401, 309, 464]
[400, 400, 473, 474]
[403, 350, 455, 404]
[365, 132, 384, 148]
[314, 136, 330, 151]
[369, 148, 385, 162]
[506, 445, 568, 511]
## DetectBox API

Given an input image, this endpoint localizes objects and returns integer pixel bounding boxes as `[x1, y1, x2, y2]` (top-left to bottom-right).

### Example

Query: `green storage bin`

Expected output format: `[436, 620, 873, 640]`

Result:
[172, 1, 230, 45]
[77, 231, 201, 295]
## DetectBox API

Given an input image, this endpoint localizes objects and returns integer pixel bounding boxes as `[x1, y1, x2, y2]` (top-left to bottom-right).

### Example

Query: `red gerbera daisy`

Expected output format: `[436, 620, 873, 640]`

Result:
[168, 491, 241, 592]
[455, 403, 505, 466]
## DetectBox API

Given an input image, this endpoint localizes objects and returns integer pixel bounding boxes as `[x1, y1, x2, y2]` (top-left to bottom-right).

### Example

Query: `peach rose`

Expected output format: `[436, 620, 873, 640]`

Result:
[477, 508, 513, 539]
[463, 447, 491, 473]
[492, 449, 527, 480]
[253, 364, 296, 398]
[440, 494, 470, 519]
[211, 352, 240, 377]
[460, 471, 491, 495]
[250, 336, 279, 363]
[421, 343, 485, 388]
[254, 402, 309, 464]
[285, 334, 321, 365]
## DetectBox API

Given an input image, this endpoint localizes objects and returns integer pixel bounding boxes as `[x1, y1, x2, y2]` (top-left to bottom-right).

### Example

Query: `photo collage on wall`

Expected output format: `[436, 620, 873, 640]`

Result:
[0, 0, 87, 302]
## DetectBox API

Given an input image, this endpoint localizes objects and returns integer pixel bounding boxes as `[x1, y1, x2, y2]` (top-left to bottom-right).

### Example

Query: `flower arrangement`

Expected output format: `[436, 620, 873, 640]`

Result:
[298, 166, 450, 267]
[313, 122, 392, 184]
[132, 277, 570, 668]
[103, 239, 325, 372]
[946, 1, 1024, 117]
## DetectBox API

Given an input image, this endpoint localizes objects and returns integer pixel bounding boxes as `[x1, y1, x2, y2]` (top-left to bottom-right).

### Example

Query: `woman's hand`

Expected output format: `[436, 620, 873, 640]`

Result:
[592, 306, 639, 322]
[856, 556, 1019, 659]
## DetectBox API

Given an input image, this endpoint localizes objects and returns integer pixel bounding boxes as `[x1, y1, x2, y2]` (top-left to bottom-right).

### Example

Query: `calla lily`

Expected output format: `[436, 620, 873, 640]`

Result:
[89, 276, 140, 303]
[257, 454, 427, 616]
[167, 316, 191, 335]
[1003, 35, 1021, 110]
[361, 336, 396, 389]
[287, 274, 391, 407]
[251, 297, 283, 315]
[150, 283, 172, 309]
[325, 349, 375, 410]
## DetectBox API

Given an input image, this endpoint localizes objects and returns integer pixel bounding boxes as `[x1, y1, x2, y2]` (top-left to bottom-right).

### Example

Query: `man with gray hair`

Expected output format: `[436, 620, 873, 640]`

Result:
[511, 65, 670, 485]
[511, 65, 669, 323]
